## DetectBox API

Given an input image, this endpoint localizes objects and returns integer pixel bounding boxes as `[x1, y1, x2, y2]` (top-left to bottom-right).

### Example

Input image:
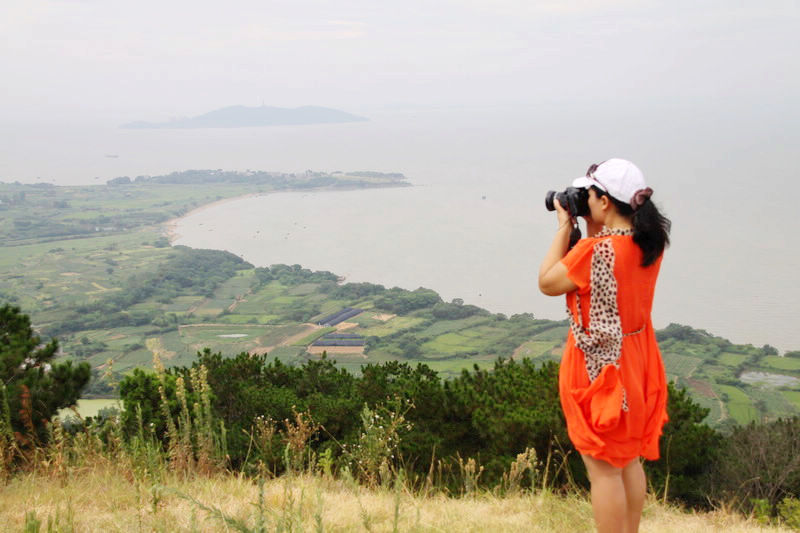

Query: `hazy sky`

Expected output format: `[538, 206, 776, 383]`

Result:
[2, 0, 798, 121]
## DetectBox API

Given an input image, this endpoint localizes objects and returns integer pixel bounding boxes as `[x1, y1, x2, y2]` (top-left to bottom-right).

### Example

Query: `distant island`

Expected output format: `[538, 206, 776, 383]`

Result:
[121, 105, 368, 129]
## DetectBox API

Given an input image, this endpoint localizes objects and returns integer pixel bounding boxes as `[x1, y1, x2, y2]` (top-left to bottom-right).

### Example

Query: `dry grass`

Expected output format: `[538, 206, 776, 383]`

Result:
[0, 467, 792, 532]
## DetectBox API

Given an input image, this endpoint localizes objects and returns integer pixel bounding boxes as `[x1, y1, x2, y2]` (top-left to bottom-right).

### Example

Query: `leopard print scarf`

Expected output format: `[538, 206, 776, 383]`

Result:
[566, 227, 633, 412]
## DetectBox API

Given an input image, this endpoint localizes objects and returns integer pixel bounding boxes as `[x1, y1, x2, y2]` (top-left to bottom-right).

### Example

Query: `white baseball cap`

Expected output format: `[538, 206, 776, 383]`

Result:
[572, 158, 653, 210]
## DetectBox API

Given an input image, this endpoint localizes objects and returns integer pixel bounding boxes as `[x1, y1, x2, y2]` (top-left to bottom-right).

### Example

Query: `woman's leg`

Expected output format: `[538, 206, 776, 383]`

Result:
[621, 458, 646, 533]
[581, 454, 627, 533]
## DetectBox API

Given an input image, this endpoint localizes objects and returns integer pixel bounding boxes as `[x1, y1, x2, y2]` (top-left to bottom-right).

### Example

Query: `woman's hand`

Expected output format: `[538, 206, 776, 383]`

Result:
[554, 198, 574, 230]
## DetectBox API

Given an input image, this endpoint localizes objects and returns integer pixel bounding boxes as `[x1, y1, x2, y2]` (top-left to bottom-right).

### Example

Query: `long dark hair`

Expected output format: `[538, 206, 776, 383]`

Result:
[591, 186, 671, 267]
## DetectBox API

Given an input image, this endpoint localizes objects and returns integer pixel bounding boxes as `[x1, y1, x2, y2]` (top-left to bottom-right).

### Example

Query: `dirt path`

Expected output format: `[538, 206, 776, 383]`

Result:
[227, 289, 252, 312]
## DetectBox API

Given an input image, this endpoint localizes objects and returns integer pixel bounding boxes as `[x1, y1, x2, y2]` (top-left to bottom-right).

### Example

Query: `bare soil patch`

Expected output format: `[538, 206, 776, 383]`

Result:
[687, 378, 715, 398]
[550, 344, 565, 357]
[227, 290, 251, 312]
[511, 344, 528, 360]
[335, 322, 358, 331]
[372, 313, 396, 322]
[307, 346, 365, 356]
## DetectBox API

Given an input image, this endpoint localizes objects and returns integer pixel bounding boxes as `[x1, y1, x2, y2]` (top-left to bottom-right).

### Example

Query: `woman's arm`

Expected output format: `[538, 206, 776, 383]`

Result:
[538, 199, 579, 296]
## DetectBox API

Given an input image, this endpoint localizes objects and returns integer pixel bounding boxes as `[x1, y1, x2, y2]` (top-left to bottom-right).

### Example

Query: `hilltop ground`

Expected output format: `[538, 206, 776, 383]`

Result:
[0, 468, 791, 532]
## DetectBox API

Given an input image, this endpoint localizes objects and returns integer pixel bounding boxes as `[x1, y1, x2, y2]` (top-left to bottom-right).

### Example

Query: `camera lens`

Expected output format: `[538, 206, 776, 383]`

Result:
[545, 191, 557, 211]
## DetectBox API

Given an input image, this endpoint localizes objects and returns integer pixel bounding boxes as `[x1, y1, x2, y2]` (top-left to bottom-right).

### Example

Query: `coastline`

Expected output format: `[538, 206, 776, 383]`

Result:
[162, 192, 265, 244]
[162, 181, 412, 244]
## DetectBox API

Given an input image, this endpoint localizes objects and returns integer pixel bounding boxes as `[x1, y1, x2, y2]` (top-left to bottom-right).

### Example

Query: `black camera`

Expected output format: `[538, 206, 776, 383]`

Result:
[545, 187, 590, 218]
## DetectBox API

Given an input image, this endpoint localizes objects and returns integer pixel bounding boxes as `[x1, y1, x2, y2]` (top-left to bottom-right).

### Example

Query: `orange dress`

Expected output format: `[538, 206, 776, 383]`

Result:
[559, 231, 669, 468]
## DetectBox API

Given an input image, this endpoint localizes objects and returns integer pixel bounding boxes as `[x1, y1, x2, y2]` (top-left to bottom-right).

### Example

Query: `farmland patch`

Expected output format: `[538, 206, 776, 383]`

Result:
[718, 352, 748, 367]
[717, 384, 758, 424]
[662, 352, 702, 379]
[513, 340, 559, 360]
[762, 356, 800, 372]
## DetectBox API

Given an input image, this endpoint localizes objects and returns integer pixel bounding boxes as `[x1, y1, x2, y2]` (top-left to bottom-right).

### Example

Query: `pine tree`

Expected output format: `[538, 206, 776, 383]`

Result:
[0, 304, 90, 444]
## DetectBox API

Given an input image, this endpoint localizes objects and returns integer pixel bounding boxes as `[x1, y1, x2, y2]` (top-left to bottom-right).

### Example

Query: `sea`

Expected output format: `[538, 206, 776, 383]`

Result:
[2, 104, 797, 351]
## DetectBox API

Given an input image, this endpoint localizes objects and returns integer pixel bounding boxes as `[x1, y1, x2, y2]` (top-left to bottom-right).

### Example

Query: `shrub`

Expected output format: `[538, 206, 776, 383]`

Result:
[712, 417, 800, 514]
[646, 383, 721, 506]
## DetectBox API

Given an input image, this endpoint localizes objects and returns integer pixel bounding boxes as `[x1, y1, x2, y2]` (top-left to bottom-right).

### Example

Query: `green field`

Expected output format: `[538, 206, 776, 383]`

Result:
[57, 398, 119, 419]
[686, 392, 724, 426]
[421, 331, 491, 357]
[718, 352, 748, 367]
[528, 325, 570, 341]
[417, 316, 492, 337]
[781, 390, 800, 409]
[358, 316, 426, 336]
[514, 340, 560, 359]
[717, 384, 759, 424]
[662, 352, 702, 380]
[762, 355, 800, 372]
[748, 387, 796, 420]
[293, 327, 335, 346]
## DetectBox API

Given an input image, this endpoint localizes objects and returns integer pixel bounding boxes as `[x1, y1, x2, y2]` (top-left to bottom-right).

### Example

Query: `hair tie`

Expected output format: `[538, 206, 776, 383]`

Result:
[630, 187, 653, 210]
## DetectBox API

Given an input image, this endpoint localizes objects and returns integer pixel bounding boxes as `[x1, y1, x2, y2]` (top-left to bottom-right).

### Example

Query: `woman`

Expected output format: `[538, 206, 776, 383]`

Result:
[538, 158, 671, 533]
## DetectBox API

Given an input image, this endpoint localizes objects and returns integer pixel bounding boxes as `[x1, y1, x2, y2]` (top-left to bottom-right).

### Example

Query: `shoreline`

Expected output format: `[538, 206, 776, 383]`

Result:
[162, 192, 265, 244]
[162, 181, 412, 244]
